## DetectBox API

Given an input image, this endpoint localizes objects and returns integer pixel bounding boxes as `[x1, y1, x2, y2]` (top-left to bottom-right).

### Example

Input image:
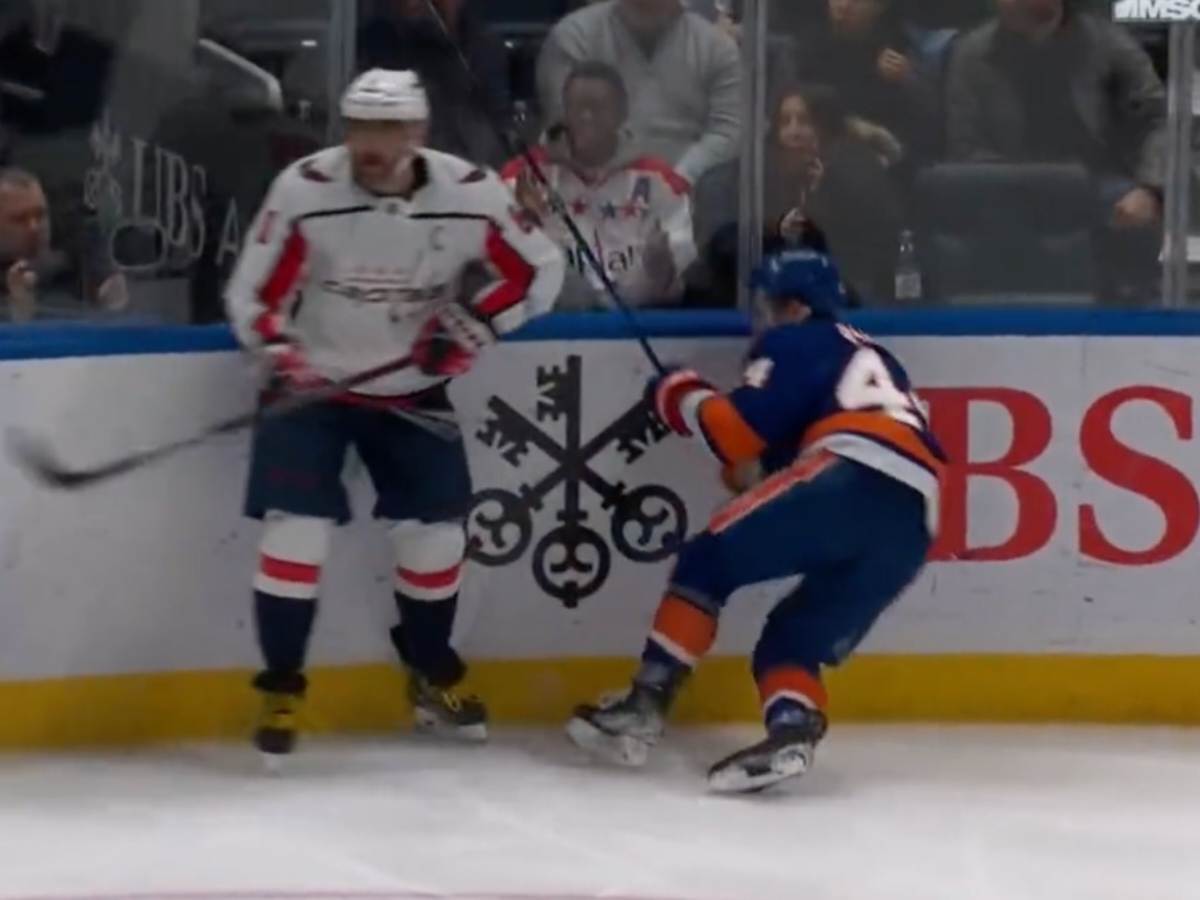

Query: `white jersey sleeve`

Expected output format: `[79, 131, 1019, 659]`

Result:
[462, 169, 565, 332]
[225, 166, 307, 351]
[613, 158, 696, 306]
[223, 147, 565, 398]
[659, 175, 698, 277]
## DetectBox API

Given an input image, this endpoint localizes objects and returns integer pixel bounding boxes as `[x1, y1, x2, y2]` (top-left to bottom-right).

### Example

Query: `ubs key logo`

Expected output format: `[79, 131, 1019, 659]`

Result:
[466, 356, 687, 608]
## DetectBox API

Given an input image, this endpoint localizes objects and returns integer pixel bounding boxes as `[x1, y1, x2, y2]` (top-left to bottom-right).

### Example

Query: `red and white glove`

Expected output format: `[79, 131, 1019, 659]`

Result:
[413, 303, 497, 377]
[649, 367, 716, 437]
[263, 339, 324, 392]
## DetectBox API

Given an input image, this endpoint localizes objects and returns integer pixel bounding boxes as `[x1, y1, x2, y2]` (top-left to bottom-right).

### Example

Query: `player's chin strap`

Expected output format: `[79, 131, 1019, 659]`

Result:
[419, 0, 667, 377]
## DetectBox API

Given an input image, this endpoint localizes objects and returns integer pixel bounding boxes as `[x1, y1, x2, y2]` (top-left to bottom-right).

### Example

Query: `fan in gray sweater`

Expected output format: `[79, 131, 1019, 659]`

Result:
[537, 0, 741, 186]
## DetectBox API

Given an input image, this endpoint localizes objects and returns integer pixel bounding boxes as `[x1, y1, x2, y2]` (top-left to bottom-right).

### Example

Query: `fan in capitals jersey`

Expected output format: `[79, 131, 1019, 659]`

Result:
[224, 69, 565, 764]
[567, 248, 946, 794]
[502, 61, 696, 309]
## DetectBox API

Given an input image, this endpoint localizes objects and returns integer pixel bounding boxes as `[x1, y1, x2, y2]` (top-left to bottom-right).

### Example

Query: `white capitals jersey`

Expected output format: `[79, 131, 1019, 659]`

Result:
[226, 146, 566, 398]
[501, 139, 696, 308]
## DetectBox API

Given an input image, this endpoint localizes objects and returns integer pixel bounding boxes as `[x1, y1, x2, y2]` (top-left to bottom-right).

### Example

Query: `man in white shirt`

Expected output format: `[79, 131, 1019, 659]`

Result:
[538, 0, 741, 186]
[505, 61, 696, 308]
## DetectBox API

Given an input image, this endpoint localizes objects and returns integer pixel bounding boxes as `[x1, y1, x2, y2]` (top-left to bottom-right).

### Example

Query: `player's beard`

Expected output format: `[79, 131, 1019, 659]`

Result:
[352, 149, 416, 194]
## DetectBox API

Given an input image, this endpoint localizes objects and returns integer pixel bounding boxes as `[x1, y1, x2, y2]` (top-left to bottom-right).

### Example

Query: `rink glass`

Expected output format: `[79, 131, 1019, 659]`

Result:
[0, 0, 1196, 324]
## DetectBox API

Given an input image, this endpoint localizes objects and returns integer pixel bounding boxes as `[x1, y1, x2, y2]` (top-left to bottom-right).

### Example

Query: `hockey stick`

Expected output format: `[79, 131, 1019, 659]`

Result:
[420, 0, 667, 376]
[390, 403, 461, 442]
[6, 354, 420, 490]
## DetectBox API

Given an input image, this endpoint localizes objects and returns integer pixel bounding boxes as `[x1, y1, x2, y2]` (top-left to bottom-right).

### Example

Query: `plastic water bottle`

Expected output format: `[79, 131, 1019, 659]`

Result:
[895, 229, 922, 302]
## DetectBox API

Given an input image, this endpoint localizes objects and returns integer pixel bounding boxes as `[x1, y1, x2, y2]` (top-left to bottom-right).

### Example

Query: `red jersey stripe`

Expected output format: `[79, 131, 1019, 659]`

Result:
[626, 155, 691, 195]
[476, 222, 535, 318]
[397, 565, 462, 591]
[253, 226, 307, 341]
[500, 147, 549, 182]
[260, 554, 321, 585]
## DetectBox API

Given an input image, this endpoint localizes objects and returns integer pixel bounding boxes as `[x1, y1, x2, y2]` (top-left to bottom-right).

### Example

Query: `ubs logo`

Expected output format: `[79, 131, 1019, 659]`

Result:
[84, 111, 245, 273]
[466, 355, 687, 608]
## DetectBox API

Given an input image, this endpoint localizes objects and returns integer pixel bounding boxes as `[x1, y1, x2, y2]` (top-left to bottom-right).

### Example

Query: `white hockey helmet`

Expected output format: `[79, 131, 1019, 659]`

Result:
[340, 69, 430, 122]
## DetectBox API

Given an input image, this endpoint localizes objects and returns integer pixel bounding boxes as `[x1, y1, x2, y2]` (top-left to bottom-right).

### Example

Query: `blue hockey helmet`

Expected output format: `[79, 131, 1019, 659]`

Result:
[750, 249, 847, 315]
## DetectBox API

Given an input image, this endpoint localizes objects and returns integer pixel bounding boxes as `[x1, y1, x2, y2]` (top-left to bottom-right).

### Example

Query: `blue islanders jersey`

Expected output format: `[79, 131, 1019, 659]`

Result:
[684, 319, 945, 534]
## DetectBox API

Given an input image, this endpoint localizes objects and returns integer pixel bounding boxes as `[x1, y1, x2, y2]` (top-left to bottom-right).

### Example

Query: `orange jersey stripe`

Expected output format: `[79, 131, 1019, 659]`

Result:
[757, 665, 829, 713]
[650, 595, 718, 663]
[697, 395, 767, 465]
[709, 451, 836, 534]
[802, 411, 943, 476]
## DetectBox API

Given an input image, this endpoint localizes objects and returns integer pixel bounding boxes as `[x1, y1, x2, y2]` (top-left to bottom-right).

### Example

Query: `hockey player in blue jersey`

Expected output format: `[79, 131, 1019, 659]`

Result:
[567, 248, 945, 793]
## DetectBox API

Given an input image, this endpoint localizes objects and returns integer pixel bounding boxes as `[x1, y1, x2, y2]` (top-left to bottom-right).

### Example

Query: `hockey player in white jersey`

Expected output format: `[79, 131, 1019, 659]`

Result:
[225, 69, 565, 762]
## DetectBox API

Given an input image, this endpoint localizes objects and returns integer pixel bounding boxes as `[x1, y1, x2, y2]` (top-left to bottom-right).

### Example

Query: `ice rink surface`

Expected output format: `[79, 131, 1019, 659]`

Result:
[1, 725, 1198, 900]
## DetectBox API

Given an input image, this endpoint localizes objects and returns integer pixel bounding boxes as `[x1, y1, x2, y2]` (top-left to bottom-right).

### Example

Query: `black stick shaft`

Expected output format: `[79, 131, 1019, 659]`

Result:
[10, 354, 415, 489]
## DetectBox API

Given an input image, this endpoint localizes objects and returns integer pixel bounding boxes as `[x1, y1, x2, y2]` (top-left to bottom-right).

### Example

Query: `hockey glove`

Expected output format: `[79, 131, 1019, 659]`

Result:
[263, 339, 325, 393]
[648, 367, 716, 437]
[721, 459, 765, 494]
[413, 303, 497, 377]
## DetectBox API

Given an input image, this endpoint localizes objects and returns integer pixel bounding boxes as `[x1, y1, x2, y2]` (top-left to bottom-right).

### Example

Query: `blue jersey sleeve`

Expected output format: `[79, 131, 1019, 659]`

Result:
[725, 322, 848, 448]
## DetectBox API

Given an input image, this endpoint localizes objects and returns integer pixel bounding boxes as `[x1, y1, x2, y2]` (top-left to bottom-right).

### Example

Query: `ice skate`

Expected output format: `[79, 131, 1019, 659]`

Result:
[252, 672, 306, 770]
[566, 683, 670, 767]
[707, 710, 828, 794]
[408, 670, 489, 742]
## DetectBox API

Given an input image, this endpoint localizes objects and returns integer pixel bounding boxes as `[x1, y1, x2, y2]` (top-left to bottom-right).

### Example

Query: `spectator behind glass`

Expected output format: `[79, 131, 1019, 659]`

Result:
[0, 0, 113, 136]
[947, 0, 1166, 302]
[504, 61, 696, 310]
[537, 0, 741, 186]
[765, 85, 902, 303]
[689, 84, 901, 307]
[0, 167, 127, 323]
[682, 0, 739, 42]
[358, 0, 511, 167]
[795, 0, 940, 165]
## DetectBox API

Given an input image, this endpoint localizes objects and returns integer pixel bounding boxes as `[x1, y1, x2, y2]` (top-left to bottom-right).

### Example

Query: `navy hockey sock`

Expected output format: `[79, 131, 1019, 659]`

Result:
[254, 591, 317, 679]
[392, 593, 465, 686]
[636, 640, 691, 691]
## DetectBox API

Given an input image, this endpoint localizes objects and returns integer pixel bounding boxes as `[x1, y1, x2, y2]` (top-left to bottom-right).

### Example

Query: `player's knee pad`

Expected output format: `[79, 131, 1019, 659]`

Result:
[389, 520, 466, 602]
[254, 512, 333, 601]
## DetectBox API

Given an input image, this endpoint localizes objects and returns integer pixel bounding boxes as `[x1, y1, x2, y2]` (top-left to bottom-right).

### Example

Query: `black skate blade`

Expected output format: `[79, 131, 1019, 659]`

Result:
[412, 708, 489, 743]
[565, 715, 650, 767]
[707, 745, 811, 794]
[254, 723, 297, 774]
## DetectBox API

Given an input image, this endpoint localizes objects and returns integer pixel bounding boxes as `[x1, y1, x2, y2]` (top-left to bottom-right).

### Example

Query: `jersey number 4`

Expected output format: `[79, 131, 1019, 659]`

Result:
[836, 348, 925, 429]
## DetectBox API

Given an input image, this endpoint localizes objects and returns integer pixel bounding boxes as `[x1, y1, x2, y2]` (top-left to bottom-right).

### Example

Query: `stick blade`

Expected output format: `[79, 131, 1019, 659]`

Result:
[5, 428, 114, 490]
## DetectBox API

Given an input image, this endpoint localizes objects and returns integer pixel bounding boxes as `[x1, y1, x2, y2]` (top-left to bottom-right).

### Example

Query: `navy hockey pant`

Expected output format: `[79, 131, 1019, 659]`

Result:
[639, 452, 930, 727]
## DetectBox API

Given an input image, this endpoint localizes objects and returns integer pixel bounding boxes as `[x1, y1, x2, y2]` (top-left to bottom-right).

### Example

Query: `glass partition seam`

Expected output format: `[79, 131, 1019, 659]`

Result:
[327, 0, 358, 145]
[1164, 23, 1195, 307]
[737, 0, 765, 317]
